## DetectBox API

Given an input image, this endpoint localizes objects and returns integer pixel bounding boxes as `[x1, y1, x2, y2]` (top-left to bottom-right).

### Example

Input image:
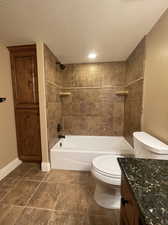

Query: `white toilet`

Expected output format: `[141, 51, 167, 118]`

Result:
[92, 155, 122, 209]
[91, 132, 168, 209]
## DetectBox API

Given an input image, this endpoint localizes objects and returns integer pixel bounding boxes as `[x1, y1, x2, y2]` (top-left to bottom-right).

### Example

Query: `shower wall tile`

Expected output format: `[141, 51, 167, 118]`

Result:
[126, 38, 146, 84]
[44, 45, 62, 86]
[62, 64, 103, 87]
[62, 86, 125, 136]
[44, 45, 63, 149]
[124, 81, 143, 145]
[62, 62, 126, 88]
[102, 62, 126, 87]
[124, 38, 145, 145]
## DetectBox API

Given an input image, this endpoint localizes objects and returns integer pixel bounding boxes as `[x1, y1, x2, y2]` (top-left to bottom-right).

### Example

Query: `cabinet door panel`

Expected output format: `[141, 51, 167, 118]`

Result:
[10, 45, 39, 108]
[14, 55, 38, 105]
[120, 176, 142, 225]
[15, 109, 41, 161]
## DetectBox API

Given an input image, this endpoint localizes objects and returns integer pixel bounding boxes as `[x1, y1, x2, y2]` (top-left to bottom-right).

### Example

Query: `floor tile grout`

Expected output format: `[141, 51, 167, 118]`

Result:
[0, 163, 120, 225]
[0, 177, 22, 203]
[24, 170, 49, 206]
[25, 180, 44, 206]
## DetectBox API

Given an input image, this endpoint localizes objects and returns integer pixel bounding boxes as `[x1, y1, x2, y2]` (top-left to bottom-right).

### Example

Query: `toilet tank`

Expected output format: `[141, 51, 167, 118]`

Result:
[133, 132, 168, 160]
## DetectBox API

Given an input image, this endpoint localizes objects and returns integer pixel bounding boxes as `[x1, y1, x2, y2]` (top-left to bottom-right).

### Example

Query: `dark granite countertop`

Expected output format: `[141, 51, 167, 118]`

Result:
[118, 158, 168, 225]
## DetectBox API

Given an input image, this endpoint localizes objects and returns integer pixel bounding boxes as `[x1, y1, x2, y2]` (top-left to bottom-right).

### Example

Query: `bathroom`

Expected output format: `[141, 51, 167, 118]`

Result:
[0, 1, 168, 225]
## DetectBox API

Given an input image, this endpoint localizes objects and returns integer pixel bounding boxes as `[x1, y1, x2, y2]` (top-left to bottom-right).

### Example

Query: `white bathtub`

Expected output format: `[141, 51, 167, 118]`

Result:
[50, 136, 133, 171]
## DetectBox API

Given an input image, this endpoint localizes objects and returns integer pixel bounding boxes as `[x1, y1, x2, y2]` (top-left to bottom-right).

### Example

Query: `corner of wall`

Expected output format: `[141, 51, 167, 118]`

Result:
[141, 36, 147, 131]
[36, 41, 49, 164]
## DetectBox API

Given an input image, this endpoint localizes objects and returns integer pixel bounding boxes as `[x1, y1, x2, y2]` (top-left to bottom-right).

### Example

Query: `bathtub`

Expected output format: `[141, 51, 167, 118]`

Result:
[50, 136, 133, 171]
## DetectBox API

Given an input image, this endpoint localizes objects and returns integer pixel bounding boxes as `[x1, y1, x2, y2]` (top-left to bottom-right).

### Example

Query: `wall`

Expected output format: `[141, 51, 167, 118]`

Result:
[36, 41, 49, 164]
[0, 44, 18, 169]
[124, 39, 146, 145]
[44, 45, 63, 148]
[62, 63, 126, 136]
[142, 10, 168, 144]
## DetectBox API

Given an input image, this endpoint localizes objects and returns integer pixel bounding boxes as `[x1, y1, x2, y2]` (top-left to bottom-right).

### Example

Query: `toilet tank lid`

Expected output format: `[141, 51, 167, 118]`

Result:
[133, 132, 168, 152]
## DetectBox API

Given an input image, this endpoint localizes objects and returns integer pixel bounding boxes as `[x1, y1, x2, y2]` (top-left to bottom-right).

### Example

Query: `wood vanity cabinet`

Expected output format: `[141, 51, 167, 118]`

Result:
[120, 175, 144, 225]
[8, 45, 42, 162]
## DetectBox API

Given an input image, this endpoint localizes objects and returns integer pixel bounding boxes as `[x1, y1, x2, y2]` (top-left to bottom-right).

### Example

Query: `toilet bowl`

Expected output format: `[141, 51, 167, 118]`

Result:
[91, 155, 122, 209]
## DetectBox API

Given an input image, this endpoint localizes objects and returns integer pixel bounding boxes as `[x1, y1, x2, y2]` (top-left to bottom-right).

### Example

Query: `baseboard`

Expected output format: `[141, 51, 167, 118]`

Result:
[41, 162, 51, 172]
[0, 158, 22, 181]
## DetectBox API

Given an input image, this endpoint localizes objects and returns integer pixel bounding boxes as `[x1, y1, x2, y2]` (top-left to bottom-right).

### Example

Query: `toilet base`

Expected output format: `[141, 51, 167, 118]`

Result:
[94, 180, 121, 209]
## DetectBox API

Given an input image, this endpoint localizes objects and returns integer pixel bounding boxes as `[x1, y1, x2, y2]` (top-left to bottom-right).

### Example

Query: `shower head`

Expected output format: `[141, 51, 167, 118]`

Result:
[56, 62, 66, 70]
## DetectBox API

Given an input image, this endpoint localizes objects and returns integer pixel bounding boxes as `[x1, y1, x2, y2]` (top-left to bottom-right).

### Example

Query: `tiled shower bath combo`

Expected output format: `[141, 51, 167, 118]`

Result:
[45, 39, 145, 170]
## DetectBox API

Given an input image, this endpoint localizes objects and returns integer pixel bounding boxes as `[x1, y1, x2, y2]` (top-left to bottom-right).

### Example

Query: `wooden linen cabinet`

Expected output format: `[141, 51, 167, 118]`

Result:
[8, 45, 42, 162]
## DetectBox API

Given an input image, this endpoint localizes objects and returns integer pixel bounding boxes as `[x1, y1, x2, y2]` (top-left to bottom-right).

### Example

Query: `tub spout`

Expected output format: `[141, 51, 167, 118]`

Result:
[58, 135, 65, 139]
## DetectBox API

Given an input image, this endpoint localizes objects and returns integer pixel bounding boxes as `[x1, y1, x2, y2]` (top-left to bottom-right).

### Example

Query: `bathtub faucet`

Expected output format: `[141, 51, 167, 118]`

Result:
[58, 135, 65, 139]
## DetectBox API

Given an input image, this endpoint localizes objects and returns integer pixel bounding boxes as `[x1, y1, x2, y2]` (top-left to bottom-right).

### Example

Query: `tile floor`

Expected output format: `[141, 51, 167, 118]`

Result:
[0, 163, 120, 225]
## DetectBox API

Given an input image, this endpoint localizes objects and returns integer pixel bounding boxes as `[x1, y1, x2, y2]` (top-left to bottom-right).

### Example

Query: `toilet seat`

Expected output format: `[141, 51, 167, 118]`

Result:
[91, 155, 121, 185]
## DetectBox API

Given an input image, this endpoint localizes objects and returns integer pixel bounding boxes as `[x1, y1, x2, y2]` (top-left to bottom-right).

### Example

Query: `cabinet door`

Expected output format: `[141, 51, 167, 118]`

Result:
[10, 46, 39, 108]
[9, 45, 42, 162]
[120, 176, 142, 225]
[15, 108, 42, 162]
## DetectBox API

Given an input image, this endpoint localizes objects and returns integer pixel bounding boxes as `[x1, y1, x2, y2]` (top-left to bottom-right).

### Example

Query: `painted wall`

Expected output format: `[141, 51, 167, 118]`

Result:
[62, 63, 126, 136]
[44, 45, 63, 148]
[142, 10, 168, 144]
[124, 39, 146, 145]
[0, 44, 18, 169]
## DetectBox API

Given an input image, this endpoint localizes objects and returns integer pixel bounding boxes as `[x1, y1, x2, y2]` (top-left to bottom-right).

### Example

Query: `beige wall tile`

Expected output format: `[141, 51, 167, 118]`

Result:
[126, 39, 145, 84]
[44, 45, 63, 149]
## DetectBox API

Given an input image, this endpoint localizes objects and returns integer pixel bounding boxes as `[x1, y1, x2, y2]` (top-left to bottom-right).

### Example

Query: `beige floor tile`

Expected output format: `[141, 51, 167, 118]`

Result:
[88, 213, 120, 225]
[24, 167, 47, 181]
[54, 183, 88, 213]
[0, 175, 20, 188]
[0, 165, 120, 225]
[44, 170, 91, 185]
[0, 189, 9, 201]
[1, 180, 40, 206]
[28, 182, 58, 210]
[48, 212, 89, 225]
[7, 163, 34, 178]
[0, 175, 22, 201]
[15, 207, 52, 225]
[0, 204, 24, 225]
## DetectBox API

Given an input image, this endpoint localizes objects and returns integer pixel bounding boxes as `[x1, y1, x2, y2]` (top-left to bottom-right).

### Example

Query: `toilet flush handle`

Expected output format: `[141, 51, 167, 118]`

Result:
[121, 197, 129, 206]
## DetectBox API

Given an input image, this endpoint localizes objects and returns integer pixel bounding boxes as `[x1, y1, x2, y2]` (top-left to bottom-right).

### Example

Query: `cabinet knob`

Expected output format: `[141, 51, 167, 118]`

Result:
[121, 197, 129, 206]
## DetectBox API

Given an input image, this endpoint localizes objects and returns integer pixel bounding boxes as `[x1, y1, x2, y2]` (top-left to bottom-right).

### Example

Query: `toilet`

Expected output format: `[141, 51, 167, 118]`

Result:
[91, 132, 168, 209]
[91, 155, 122, 209]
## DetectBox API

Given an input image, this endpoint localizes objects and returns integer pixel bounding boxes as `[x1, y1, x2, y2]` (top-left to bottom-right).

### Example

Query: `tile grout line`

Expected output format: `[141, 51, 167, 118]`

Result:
[0, 166, 38, 207]
[0, 165, 48, 206]
[13, 205, 27, 225]
[0, 168, 120, 225]
[0, 187, 15, 203]
[24, 172, 49, 207]
[0, 176, 25, 203]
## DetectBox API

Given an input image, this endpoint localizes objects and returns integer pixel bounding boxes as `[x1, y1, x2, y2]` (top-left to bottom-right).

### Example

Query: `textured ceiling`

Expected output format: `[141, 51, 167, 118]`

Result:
[0, 0, 167, 63]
